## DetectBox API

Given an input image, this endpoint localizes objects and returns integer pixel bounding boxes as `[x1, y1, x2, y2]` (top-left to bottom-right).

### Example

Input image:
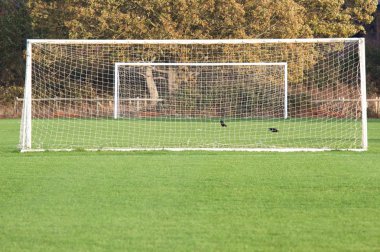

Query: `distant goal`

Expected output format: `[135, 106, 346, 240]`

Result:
[19, 39, 367, 152]
[113, 62, 288, 120]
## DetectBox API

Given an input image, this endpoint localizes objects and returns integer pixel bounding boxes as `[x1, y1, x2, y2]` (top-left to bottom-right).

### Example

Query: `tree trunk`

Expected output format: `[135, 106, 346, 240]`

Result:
[168, 67, 178, 94]
[145, 66, 159, 109]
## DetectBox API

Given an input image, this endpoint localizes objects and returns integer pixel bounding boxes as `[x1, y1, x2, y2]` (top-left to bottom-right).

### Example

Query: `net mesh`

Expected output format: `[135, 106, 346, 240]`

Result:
[20, 40, 364, 151]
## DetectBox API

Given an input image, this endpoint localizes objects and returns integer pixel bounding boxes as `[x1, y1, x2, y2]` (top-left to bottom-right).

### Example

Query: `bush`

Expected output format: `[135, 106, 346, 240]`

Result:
[0, 86, 24, 104]
[366, 45, 380, 96]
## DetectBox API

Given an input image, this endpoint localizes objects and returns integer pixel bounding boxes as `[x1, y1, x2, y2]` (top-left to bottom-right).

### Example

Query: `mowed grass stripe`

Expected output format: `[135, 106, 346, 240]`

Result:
[0, 119, 379, 251]
[31, 118, 362, 149]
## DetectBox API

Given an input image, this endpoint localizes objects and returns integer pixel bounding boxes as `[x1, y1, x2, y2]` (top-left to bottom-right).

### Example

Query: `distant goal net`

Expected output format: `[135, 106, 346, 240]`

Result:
[20, 39, 367, 152]
[114, 62, 288, 119]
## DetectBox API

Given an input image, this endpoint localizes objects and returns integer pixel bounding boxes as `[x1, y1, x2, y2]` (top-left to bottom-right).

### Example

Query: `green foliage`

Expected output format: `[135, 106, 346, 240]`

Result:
[0, 0, 31, 86]
[366, 44, 380, 95]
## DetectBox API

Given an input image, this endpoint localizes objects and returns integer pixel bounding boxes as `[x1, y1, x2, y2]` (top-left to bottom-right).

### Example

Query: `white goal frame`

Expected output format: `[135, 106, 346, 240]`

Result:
[19, 38, 368, 152]
[113, 62, 288, 120]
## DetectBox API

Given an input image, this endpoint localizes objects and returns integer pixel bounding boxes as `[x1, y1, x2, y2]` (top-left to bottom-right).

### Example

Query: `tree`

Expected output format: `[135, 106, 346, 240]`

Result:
[1, 0, 379, 95]
[0, 0, 31, 87]
[296, 0, 378, 37]
[59, 0, 309, 39]
[22, 0, 379, 104]
[26, 0, 379, 39]
[242, 0, 312, 38]
[27, 0, 69, 38]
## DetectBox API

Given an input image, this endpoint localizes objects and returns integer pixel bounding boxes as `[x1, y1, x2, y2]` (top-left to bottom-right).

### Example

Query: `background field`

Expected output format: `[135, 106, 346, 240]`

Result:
[30, 118, 362, 150]
[1, 119, 380, 251]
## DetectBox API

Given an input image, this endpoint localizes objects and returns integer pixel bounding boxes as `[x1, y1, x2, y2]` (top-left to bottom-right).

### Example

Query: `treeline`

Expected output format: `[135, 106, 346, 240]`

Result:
[0, 0, 379, 113]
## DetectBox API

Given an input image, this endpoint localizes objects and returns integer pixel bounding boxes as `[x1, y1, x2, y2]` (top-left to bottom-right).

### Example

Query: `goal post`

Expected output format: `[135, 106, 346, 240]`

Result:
[359, 40, 368, 149]
[113, 62, 288, 120]
[19, 40, 32, 150]
[19, 38, 367, 152]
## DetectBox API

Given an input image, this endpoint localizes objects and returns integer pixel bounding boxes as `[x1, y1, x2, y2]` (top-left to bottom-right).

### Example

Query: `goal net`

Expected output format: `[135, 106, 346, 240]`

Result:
[114, 62, 288, 119]
[19, 39, 367, 152]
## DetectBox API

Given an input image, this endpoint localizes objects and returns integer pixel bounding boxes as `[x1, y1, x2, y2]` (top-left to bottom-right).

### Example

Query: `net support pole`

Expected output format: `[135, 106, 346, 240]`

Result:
[114, 63, 119, 119]
[359, 38, 368, 150]
[20, 40, 33, 150]
[284, 63, 288, 119]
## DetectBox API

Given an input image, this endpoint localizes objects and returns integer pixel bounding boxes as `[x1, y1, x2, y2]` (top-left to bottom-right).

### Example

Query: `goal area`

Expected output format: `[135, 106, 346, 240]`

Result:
[113, 62, 288, 120]
[19, 39, 367, 152]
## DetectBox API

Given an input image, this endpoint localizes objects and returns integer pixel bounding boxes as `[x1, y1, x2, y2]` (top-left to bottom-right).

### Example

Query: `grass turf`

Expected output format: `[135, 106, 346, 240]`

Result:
[30, 117, 362, 150]
[1, 118, 380, 251]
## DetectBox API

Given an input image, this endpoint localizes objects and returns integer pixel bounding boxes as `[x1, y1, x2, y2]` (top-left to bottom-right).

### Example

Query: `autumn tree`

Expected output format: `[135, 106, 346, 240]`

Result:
[296, 0, 378, 37]
[0, 0, 31, 87]
[1, 0, 379, 113]
[26, 0, 377, 39]
[21, 0, 379, 106]
[27, 0, 69, 38]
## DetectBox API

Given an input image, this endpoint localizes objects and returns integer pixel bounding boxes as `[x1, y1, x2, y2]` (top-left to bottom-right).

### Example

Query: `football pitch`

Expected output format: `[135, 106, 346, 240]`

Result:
[29, 117, 362, 150]
[1, 118, 380, 251]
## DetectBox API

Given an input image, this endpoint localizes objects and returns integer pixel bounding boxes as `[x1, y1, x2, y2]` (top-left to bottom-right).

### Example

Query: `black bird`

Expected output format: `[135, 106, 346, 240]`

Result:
[220, 120, 227, 127]
[268, 127, 279, 132]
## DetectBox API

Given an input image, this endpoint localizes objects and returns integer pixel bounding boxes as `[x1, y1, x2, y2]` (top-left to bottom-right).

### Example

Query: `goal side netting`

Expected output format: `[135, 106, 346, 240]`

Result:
[19, 39, 367, 152]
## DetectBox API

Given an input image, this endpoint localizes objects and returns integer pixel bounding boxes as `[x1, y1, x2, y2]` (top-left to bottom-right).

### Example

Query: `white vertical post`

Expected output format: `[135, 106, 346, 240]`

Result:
[96, 96, 99, 117]
[284, 63, 288, 119]
[20, 40, 33, 150]
[359, 38, 368, 150]
[114, 63, 119, 119]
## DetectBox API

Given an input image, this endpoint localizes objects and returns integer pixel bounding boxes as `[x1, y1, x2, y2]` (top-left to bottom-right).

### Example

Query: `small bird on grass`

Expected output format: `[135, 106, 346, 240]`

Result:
[220, 120, 227, 127]
[268, 127, 279, 132]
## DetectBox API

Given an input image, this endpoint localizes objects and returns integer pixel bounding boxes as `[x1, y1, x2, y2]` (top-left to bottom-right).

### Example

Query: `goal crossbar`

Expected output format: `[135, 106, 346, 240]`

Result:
[27, 38, 362, 44]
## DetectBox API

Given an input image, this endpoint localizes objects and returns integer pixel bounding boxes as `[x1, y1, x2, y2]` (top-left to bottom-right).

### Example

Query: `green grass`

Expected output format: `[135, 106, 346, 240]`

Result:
[1, 119, 380, 251]
[31, 117, 362, 150]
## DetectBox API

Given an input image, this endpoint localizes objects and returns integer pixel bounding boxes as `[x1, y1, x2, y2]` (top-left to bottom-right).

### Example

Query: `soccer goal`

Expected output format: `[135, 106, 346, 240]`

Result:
[113, 62, 288, 120]
[19, 38, 367, 152]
